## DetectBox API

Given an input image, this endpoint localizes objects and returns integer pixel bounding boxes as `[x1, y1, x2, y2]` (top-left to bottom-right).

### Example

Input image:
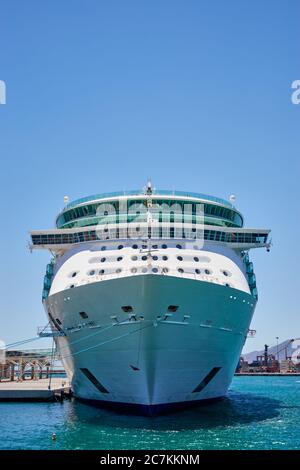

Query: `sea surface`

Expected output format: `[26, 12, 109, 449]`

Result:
[0, 376, 299, 450]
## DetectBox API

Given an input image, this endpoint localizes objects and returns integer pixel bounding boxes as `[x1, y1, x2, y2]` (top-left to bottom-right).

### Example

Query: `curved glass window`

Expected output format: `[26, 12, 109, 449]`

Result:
[56, 196, 243, 229]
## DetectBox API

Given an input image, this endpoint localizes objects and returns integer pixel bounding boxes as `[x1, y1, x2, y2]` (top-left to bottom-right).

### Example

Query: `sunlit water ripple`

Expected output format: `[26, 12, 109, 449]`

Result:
[0, 376, 299, 450]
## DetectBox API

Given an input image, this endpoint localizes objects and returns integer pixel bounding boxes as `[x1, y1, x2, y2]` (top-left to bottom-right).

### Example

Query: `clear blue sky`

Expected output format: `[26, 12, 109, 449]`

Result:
[0, 0, 299, 352]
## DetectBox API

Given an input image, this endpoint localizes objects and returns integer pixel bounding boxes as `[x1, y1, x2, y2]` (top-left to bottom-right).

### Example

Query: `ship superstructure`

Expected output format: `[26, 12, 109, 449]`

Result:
[30, 185, 270, 413]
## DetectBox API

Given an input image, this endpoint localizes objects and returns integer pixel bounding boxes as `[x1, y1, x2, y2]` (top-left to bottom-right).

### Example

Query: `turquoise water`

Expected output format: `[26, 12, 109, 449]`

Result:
[0, 376, 299, 450]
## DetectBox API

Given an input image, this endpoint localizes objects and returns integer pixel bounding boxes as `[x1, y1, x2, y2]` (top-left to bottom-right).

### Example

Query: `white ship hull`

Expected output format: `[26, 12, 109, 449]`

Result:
[45, 273, 255, 414]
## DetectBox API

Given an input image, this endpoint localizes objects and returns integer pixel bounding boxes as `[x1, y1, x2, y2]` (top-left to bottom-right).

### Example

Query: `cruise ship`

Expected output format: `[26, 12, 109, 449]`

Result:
[30, 184, 271, 414]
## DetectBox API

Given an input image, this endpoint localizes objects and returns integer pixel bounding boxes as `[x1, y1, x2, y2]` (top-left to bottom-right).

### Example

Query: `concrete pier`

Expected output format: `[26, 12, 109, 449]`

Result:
[0, 378, 71, 401]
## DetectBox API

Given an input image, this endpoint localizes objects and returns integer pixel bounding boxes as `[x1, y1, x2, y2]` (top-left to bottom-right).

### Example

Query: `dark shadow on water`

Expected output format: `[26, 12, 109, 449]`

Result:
[65, 390, 282, 431]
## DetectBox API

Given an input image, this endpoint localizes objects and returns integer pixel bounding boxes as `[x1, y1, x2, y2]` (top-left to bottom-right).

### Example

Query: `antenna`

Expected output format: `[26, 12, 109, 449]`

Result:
[64, 196, 70, 205]
[229, 194, 236, 203]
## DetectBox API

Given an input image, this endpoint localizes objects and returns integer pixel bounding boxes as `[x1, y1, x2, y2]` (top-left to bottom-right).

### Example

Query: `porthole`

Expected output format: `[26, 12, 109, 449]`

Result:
[195, 269, 201, 274]
[194, 257, 199, 262]
[225, 283, 230, 287]
[88, 270, 95, 276]
[122, 306, 133, 313]
[131, 255, 138, 261]
[162, 244, 167, 249]
[162, 255, 168, 261]
[132, 244, 138, 249]
[117, 256, 123, 261]
[178, 268, 184, 273]
[101, 257, 106, 263]
[142, 245, 147, 249]
[70, 284, 75, 289]
[79, 311, 88, 319]
[176, 244, 182, 249]
[152, 255, 158, 261]
[205, 269, 211, 275]
[142, 255, 147, 261]
[99, 269, 105, 275]
[131, 267, 137, 273]
[162, 267, 169, 273]
[116, 268, 122, 273]
[101, 246, 106, 251]
[71, 271, 77, 278]
[118, 245, 124, 250]
[177, 256, 183, 261]
[222, 270, 231, 277]
[152, 267, 158, 273]
[152, 244, 158, 249]
[142, 267, 148, 273]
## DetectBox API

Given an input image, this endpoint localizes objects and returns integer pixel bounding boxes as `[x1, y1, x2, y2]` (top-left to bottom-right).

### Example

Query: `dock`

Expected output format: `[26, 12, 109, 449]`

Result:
[0, 378, 71, 401]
